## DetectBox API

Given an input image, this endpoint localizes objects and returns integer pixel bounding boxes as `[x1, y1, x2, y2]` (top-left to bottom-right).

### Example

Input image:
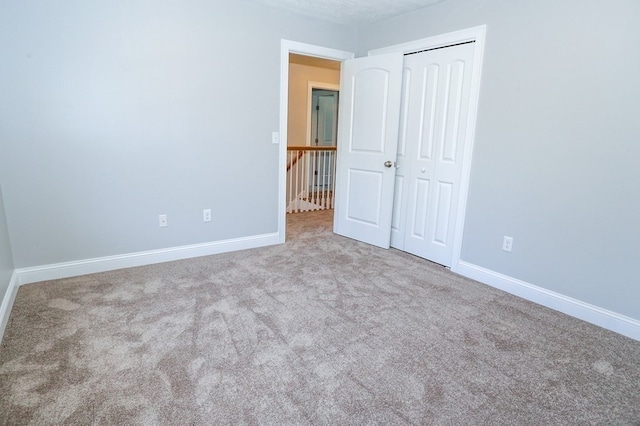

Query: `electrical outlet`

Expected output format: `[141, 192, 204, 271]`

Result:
[159, 214, 168, 228]
[502, 236, 513, 252]
[272, 131, 279, 144]
[203, 209, 212, 222]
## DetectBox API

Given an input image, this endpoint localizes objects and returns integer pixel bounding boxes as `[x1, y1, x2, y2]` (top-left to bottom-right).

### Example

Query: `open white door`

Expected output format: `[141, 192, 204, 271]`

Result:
[333, 53, 403, 248]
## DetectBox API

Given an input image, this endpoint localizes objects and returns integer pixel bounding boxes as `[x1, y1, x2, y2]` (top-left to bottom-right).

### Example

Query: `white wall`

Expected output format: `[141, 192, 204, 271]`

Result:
[0, 0, 356, 268]
[358, 0, 640, 321]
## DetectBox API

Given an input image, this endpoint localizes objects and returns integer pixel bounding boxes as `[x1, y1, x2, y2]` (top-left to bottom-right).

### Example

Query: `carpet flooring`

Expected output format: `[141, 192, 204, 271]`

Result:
[1, 210, 639, 424]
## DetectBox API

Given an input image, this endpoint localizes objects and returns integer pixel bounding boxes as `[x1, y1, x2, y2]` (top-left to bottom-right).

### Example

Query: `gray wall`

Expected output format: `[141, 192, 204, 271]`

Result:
[2, 0, 638, 325]
[0, 0, 356, 268]
[359, 0, 640, 320]
[0, 183, 15, 305]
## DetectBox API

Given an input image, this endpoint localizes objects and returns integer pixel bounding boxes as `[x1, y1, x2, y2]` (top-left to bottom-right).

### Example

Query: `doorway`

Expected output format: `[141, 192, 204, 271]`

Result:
[282, 51, 344, 219]
[310, 89, 339, 148]
[309, 88, 338, 195]
[280, 28, 485, 273]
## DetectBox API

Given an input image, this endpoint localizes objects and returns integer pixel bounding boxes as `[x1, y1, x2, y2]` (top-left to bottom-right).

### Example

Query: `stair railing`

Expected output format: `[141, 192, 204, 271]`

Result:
[286, 146, 337, 213]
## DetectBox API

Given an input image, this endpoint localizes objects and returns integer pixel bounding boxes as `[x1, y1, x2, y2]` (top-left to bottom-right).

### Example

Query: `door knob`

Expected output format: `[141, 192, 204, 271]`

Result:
[384, 161, 393, 168]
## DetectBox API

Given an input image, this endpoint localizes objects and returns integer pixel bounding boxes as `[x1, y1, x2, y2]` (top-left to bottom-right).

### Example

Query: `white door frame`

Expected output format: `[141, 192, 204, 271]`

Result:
[279, 40, 354, 243]
[369, 25, 487, 273]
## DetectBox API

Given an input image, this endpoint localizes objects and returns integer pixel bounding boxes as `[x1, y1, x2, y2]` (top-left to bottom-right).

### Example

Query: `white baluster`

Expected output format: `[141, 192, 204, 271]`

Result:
[311, 150, 316, 211]
[331, 151, 336, 209]
[321, 151, 325, 209]
[286, 148, 337, 213]
[295, 151, 304, 213]
[316, 151, 320, 210]
[287, 151, 291, 213]
[303, 150, 309, 212]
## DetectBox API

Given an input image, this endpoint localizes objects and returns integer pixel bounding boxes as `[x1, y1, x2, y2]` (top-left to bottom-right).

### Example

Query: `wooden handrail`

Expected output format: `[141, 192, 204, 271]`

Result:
[287, 146, 337, 151]
[286, 150, 305, 172]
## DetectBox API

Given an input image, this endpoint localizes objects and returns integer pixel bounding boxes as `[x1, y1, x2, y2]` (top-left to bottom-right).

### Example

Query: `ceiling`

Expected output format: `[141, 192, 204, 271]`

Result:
[250, 0, 445, 25]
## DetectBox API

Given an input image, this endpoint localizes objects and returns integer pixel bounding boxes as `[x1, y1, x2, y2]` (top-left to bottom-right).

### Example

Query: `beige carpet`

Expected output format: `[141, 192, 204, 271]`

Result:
[1, 210, 639, 424]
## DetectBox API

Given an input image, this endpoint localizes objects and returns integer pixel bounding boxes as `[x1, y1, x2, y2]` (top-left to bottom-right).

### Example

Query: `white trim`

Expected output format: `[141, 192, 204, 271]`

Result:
[368, 25, 487, 56]
[457, 260, 640, 342]
[369, 25, 487, 271]
[279, 40, 354, 244]
[0, 271, 19, 343]
[305, 81, 340, 147]
[16, 232, 279, 286]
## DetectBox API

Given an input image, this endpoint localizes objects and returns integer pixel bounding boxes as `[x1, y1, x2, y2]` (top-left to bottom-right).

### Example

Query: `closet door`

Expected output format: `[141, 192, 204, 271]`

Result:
[391, 43, 476, 266]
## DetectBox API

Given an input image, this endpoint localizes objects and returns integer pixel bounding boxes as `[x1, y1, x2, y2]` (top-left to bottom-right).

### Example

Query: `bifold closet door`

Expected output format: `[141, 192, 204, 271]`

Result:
[391, 43, 476, 266]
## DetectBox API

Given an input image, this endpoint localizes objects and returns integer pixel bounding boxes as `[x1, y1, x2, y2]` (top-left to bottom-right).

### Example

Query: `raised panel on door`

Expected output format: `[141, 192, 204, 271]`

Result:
[409, 178, 431, 239]
[333, 53, 403, 249]
[390, 175, 405, 240]
[399, 43, 476, 266]
[346, 169, 383, 225]
[433, 181, 453, 245]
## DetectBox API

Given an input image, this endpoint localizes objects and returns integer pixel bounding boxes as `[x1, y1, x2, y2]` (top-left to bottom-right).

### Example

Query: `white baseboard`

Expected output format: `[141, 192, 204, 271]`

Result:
[7, 239, 638, 343]
[16, 232, 280, 286]
[456, 260, 640, 342]
[0, 271, 20, 343]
